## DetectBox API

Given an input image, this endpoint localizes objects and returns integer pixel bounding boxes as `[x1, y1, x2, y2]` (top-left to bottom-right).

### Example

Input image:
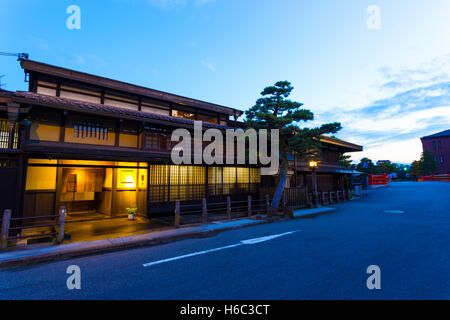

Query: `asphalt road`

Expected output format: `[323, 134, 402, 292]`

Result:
[1, 182, 449, 299]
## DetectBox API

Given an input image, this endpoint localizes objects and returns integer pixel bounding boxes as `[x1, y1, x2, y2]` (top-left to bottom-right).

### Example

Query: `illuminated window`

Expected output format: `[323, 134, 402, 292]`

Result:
[197, 113, 218, 124]
[25, 166, 57, 191]
[223, 167, 237, 184]
[249, 168, 261, 183]
[237, 167, 249, 183]
[172, 110, 195, 120]
[148, 165, 259, 202]
[118, 169, 137, 188]
[208, 167, 222, 184]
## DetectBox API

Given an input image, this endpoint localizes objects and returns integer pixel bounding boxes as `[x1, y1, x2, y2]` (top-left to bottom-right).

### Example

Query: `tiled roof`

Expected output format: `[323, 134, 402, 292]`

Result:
[20, 59, 243, 116]
[421, 129, 450, 139]
[11, 91, 236, 130]
[8, 90, 364, 151]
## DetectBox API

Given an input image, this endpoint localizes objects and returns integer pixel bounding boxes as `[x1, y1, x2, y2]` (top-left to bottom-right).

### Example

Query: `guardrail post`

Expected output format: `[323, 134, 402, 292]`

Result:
[202, 198, 208, 223]
[227, 196, 231, 220]
[57, 206, 66, 244]
[1, 209, 11, 249]
[265, 194, 270, 216]
[174, 200, 180, 228]
[248, 195, 252, 217]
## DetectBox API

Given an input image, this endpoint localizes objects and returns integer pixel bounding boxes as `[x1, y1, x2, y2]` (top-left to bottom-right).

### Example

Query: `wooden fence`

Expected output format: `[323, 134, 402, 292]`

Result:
[174, 195, 273, 227]
[307, 189, 351, 206]
[283, 187, 308, 208]
[1, 207, 66, 249]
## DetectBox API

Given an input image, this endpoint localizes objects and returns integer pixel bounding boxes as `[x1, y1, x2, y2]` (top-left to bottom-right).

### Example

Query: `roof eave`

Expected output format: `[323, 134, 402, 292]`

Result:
[319, 135, 363, 152]
[20, 59, 243, 116]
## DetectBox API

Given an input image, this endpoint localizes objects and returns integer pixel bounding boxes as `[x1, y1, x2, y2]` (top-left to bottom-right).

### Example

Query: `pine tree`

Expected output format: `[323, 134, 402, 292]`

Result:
[245, 81, 341, 212]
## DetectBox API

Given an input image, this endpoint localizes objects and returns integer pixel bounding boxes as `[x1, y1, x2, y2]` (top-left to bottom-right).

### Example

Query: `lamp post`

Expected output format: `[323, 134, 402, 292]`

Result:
[309, 160, 319, 208]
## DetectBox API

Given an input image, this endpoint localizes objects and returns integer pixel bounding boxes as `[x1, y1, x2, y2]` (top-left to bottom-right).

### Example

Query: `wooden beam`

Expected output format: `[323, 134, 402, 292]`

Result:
[100, 88, 105, 104]
[111, 168, 118, 217]
[115, 119, 121, 147]
[7, 103, 19, 149]
[59, 111, 66, 142]
[56, 79, 61, 97]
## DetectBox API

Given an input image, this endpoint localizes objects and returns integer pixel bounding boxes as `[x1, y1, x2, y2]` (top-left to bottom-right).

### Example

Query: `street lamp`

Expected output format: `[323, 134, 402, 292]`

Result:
[308, 160, 320, 208]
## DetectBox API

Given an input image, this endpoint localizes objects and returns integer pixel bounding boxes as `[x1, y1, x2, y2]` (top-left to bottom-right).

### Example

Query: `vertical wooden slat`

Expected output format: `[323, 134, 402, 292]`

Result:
[202, 198, 207, 223]
[174, 200, 180, 227]
[1, 209, 11, 249]
[57, 206, 66, 243]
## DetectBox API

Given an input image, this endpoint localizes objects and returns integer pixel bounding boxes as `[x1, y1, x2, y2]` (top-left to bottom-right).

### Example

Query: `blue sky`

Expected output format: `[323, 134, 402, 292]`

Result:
[1, 0, 449, 164]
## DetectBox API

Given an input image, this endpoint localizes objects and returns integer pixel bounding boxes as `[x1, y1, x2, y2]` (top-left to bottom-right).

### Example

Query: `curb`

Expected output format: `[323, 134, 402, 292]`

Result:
[293, 207, 337, 219]
[0, 219, 271, 269]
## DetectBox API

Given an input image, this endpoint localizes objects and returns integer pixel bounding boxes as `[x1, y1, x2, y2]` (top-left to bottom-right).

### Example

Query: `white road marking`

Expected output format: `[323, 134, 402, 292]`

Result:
[240, 230, 300, 244]
[383, 210, 405, 213]
[142, 229, 301, 267]
[143, 243, 242, 267]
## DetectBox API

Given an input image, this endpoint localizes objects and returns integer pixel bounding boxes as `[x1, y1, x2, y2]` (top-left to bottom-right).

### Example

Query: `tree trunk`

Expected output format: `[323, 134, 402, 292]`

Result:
[270, 161, 287, 215]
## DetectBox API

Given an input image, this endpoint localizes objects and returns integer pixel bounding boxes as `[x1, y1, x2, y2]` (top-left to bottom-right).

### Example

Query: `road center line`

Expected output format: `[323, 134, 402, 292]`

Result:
[143, 229, 301, 267]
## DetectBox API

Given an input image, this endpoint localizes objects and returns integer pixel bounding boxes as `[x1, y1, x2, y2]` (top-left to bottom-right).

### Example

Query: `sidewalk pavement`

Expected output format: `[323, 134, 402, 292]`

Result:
[293, 207, 337, 218]
[0, 207, 338, 268]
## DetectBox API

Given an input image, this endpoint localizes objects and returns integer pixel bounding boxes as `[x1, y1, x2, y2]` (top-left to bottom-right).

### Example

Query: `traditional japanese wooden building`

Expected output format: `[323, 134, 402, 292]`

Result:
[259, 136, 363, 194]
[0, 59, 362, 226]
[0, 59, 260, 222]
[293, 135, 362, 191]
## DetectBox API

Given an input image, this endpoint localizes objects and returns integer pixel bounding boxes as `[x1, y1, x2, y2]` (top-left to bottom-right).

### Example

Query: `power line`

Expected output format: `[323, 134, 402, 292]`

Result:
[0, 75, 5, 89]
[0, 52, 29, 60]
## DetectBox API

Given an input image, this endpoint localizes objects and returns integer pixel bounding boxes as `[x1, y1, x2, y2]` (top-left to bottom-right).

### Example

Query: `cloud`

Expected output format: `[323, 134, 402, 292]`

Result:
[376, 53, 450, 96]
[317, 54, 450, 164]
[28, 36, 50, 51]
[70, 53, 105, 66]
[201, 59, 216, 71]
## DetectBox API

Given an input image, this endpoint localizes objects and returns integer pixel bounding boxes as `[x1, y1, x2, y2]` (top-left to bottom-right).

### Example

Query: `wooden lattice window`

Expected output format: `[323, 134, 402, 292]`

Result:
[142, 131, 168, 151]
[74, 122, 108, 140]
[0, 119, 18, 149]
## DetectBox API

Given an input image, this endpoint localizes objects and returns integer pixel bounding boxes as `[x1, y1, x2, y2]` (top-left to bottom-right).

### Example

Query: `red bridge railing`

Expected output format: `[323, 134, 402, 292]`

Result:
[368, 174, 388, 185]
[421, 174, 450, 182]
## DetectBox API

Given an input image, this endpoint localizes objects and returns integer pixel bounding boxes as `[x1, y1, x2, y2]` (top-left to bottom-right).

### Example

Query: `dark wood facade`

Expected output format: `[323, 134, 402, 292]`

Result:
[1, 59, 362, 227]
[0, 60, 259, 223]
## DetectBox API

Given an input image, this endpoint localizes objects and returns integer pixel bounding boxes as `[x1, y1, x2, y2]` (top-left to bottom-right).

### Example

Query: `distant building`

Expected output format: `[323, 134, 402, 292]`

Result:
[376, 160, 391, 165]
[421, 129, 450, 174]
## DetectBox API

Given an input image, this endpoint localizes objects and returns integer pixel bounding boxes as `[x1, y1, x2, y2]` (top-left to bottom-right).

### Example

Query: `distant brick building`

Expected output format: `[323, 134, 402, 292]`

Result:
[421, 129, 450, 174]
